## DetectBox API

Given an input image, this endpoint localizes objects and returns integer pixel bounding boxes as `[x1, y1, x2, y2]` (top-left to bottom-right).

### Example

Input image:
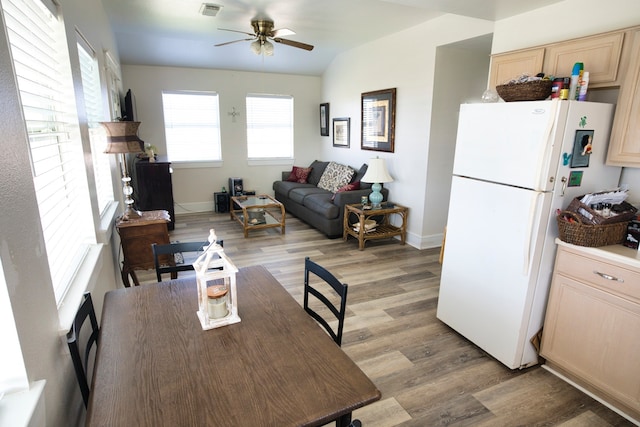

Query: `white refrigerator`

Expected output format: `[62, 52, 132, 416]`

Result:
[436, 99, 622, 369]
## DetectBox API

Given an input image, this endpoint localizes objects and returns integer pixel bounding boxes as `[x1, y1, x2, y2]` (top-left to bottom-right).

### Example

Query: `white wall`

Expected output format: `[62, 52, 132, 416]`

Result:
[122, 65, 322, 212]
[492, 0, 640, 205]
[426, 40, 492, 240]
[321, 15, 494, 248]
[0, 0, 121, 425]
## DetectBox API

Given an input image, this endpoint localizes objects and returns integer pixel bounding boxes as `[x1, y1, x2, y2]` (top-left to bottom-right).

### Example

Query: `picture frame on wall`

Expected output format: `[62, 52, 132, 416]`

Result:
[332, 117, 350, 148]
[320, 103, 329, 136]
[361, 88, 396, 153]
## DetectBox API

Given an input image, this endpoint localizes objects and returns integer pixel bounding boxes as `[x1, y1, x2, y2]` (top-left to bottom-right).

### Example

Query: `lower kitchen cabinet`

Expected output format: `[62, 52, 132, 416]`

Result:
[540, 241, 640, 423]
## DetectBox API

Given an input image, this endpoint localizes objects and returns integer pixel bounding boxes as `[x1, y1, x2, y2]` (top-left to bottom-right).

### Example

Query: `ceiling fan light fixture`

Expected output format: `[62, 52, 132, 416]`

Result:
[263, 40, 274, 56]
[250, 40, 262, 55]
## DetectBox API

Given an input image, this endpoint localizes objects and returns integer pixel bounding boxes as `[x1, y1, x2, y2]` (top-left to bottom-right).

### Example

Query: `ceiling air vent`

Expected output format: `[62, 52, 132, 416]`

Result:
[200, 3, 222, 17]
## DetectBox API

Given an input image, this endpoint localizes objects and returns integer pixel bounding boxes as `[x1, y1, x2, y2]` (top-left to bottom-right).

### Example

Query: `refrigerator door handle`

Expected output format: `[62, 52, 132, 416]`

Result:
[523, 193, 542, 276]
[534, 99, 559, 190]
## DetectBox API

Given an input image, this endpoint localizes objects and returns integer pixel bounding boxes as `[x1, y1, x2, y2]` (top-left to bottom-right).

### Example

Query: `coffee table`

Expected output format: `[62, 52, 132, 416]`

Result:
[230, 194, 285, 237]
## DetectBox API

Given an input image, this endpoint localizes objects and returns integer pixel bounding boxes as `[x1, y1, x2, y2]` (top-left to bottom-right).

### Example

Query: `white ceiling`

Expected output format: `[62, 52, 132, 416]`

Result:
[102, 0, 562, 76]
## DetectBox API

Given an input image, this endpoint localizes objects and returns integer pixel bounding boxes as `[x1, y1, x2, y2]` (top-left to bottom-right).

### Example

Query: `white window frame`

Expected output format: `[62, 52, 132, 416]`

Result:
[161, 90, 222, 166]
[246, 94, 294, 163]
[3, 0, 96, 304]
[77, 31, 114, 216]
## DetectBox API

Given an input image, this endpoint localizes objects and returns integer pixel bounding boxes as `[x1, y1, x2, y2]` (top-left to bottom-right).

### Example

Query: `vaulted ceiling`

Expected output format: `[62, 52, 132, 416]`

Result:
[102, 0, 562, 75]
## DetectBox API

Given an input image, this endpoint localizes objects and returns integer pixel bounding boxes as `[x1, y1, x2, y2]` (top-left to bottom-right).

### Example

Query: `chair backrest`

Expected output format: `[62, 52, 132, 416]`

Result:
[152, 240, 222, 282]
[67, 292, 100, 408]
[303, 257, 348, 346]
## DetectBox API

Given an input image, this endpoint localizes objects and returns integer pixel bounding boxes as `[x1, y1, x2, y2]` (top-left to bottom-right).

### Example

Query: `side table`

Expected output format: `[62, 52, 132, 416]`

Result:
[343, 202, 408, 250]
[115, 210, 172, 287]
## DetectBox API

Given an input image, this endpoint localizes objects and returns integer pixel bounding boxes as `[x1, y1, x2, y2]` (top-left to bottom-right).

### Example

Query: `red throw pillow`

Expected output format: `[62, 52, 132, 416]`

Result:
[286, 166, 312, 183]
[331, 181, 360, 200]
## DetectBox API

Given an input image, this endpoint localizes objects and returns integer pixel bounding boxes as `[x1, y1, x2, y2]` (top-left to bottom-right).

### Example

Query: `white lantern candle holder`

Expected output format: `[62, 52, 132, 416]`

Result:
[193, 229, 240, 330]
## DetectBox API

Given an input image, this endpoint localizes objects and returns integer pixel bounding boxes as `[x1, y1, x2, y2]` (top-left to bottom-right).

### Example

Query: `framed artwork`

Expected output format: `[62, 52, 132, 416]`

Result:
[320, 103, 329, 136]
[361, 88, 396, 152]
[570, 129, 594, 168]
[332, 117, 350, 147]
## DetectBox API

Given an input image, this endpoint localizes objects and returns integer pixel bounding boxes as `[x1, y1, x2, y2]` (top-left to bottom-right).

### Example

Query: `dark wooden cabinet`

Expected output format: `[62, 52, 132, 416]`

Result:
[135, 156, 175, 230]
[115, 210, 171, 287]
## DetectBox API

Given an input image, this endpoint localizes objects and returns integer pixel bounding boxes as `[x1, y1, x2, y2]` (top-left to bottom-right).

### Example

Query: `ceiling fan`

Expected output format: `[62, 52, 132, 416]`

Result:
[215, 19, 314, 56]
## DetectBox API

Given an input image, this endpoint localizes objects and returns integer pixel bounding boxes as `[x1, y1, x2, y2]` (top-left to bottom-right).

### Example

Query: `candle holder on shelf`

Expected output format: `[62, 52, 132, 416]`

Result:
[193, 229, 240, 330]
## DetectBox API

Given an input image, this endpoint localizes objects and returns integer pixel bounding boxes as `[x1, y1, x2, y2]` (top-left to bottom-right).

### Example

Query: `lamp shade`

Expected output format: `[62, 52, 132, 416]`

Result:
[101, 121, 144, 154]
[361, 158, 393, 183]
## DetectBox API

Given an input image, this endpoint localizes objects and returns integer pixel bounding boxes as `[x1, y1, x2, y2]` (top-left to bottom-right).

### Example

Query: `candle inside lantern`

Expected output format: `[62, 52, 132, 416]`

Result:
[207, 285, 228, 319]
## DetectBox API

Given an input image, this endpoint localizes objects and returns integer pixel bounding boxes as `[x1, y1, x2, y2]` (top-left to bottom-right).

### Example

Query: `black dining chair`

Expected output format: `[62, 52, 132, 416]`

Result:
[303, 256, 348, 346]
[152, 240, 222, 282]
[67, 292, 100, 408]
[303, 257, 362, 427]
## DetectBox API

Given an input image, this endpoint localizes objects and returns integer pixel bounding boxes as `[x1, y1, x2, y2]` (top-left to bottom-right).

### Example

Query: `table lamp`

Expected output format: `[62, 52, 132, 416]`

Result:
[101, 121, 145, 220]
[361, 157, 393, 209]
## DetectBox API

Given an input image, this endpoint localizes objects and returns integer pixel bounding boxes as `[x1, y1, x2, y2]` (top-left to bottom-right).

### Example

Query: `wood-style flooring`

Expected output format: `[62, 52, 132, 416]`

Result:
[134, 211, 636, 426]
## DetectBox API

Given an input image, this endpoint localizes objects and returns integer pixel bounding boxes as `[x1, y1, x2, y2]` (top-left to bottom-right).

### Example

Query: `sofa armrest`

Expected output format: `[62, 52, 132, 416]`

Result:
[332, 188, 389, 207]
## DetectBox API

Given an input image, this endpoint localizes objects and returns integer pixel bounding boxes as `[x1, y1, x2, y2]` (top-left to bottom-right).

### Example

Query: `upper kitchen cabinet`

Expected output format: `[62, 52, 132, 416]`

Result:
[488, 48, 544, 90]
[489, 29, 626, 89]
[489, 25, 640, 167]
[544, 31, 625, 87]
[607, 29, 640, 167]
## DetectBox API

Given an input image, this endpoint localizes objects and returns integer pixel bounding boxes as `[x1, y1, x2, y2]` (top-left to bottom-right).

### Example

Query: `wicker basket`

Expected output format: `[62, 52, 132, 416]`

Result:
[556, 211, 628, 247]
[496, 80, 553, 102]
[566, 196, 638, 225]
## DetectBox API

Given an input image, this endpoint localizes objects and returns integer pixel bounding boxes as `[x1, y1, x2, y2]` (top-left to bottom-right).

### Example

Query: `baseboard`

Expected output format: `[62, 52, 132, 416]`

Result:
[173, 202, 213, 215]
[417, 232, 443, 250]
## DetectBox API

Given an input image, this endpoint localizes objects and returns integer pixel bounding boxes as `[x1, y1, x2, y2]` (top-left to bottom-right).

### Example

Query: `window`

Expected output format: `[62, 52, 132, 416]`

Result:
[3, 0, 95, 303]
[246, 94, 294, 159]
[77, 33, 114, 215]
[161, 91, 222, 162]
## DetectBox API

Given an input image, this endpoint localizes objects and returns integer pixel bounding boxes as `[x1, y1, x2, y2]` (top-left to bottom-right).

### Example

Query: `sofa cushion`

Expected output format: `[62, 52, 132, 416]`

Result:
[303, 193, 340, 219]
[317, 161, 355, 193]
[288, 186, 330, 205]
[286, 166, 312, 183]
[352, 163, 372, 189]
[307, 160, 329, 186]
[273, 181, 315, 197]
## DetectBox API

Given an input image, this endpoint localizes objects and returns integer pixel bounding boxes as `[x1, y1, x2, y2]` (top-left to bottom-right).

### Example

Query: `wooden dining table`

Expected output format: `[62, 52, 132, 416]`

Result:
[86, 265, 380, 426]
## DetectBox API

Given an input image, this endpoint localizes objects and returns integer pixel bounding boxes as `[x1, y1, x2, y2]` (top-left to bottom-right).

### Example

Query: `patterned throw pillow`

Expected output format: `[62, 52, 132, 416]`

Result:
[286, 166, 312, 183]
[317, 161, 355, 193]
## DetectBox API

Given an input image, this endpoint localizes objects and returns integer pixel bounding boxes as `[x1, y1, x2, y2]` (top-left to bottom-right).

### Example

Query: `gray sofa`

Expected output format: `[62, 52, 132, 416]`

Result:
[273, 160, 389, 237]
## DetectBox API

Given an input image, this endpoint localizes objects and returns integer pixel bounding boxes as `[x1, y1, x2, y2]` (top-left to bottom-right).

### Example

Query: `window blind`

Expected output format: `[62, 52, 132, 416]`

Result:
[3, 0, 95, 303]
[161, 91, 222, 162]
[77, 34, 114, 215]
[246, 94, 294, 159]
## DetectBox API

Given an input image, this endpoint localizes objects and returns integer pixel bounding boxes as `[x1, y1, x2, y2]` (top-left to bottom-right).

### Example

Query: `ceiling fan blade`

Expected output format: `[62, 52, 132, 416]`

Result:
[272, 28, 295, 37]
[273, 38, 314, 51]
[215, 38, 255, 47]
[218, 28, 256, 37]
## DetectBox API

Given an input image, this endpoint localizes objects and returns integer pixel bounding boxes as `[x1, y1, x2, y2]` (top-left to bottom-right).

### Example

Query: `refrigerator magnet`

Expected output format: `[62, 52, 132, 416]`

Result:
[568, 171, 583, 187]
[570, 130, 594, 168]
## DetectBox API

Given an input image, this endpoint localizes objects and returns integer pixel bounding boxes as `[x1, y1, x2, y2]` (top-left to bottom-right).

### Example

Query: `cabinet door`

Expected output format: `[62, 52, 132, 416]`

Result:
[488, 48, 545, 90]
[607, 30, 640, 167]
[541, 273, 640, 413]
[544, 31, 624, 87]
